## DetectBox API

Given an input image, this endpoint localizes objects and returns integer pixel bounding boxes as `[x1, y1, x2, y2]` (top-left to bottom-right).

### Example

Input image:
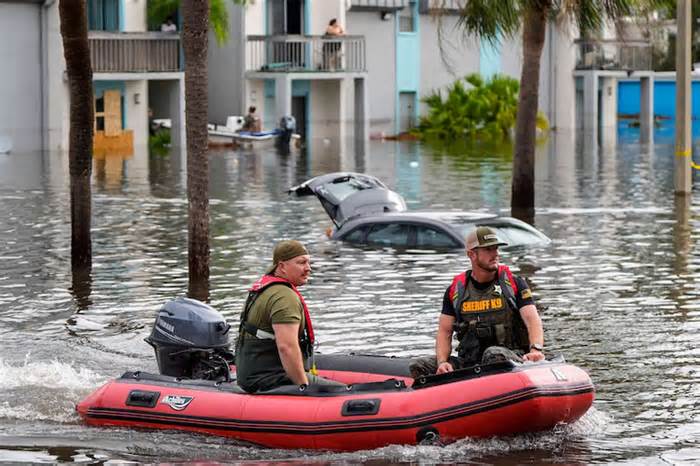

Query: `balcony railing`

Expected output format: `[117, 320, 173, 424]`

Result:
[418, 0, 466, 14]
[88, 31, 181, 73]
[349, 0, 408, 11]
[575, 39, 652, 71]
[246, 35, 366, 73]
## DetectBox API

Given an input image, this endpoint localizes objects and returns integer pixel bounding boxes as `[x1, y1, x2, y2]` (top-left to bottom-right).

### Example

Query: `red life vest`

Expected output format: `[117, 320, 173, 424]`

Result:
[449, 265, 518, 303]
[248, 274, 314, 344]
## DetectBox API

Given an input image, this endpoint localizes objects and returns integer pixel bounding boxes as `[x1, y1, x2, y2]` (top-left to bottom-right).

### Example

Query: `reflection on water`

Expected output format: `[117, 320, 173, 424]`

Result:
[0, 128, 699, 464]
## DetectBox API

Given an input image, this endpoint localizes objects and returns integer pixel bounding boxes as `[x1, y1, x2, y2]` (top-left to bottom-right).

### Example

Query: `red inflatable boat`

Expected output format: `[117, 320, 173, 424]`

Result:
[77, 299, 594, 450]
[77, 353, 594, 451]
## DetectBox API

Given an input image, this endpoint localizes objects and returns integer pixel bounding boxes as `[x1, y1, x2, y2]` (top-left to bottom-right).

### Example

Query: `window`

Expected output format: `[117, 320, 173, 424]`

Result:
[344, 226, 369, 244]
[416, 226, 459, 248]
[88, 0, 120, 31]
[366, 223, 410, 247]
[490, 226, 547, 247]
[398, 1, 416, 33]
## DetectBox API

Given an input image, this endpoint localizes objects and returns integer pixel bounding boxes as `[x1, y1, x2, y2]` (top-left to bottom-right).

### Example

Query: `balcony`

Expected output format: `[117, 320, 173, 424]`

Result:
[575, 39, 652, 72]
[349, 0, 409, 11]
[88, 31, 181, 73]
[418, 0, 465, 14]
[246, 35, 366, 74]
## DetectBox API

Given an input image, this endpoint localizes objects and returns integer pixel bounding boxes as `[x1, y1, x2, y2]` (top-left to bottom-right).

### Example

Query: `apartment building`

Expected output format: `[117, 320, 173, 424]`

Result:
[0, 0, 185, 154]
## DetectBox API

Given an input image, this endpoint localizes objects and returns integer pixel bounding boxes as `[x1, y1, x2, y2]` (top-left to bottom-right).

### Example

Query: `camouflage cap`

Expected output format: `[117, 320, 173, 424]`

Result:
[466, 226, 507, 250]
[266, 240, 309, 274]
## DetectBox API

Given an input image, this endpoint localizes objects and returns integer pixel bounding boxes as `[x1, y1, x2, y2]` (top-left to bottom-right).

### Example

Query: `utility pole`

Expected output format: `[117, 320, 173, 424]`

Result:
[675, 0, 692, 194]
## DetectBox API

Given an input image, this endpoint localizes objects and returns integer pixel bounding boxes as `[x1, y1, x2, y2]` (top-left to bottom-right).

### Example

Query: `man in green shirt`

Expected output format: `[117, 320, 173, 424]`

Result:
[235, 240, 342, 392]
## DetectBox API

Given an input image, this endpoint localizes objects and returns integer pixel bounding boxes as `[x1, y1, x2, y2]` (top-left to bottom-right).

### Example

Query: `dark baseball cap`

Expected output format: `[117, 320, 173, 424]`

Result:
[466, 226, 507, 250]
[266, 240, 309, 274]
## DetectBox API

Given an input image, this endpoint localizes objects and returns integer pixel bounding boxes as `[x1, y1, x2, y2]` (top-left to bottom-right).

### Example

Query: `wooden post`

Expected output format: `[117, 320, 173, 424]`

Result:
[675, 0, 692, 194]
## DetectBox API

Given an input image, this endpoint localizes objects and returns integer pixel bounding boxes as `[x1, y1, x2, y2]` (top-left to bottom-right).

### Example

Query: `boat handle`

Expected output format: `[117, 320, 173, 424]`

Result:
[126, 390, 160, 408]
[341, 398, 381, 416]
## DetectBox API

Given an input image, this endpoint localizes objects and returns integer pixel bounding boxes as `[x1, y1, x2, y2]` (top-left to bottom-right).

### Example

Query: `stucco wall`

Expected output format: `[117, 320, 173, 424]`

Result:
[419, 14, 480, 117]
[310, 80, 341, 132]
[245, 0, 265, 34]
[125, 80, 148, 148]
[0, 3, 42, 153]
[310, 0, 344, 35]
[123, 0, 147, 32]
[346, 10, 395, 133]
[208, 3, 246, 124]
[44, 1, 69, 151]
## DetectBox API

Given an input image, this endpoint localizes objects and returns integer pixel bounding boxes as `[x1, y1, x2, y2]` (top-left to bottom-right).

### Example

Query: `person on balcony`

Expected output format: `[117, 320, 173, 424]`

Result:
[323, 19, 344, 71]
[161, 17, 177, 33]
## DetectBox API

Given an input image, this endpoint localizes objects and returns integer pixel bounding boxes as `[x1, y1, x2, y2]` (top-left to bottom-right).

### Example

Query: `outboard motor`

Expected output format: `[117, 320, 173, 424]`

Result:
[145, 297, 234, 381]
[278, 115, 296, 149]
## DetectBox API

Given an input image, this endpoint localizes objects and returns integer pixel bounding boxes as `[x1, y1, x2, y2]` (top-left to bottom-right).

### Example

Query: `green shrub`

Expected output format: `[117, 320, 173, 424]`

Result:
[149, 128, 171, 157]
[413, 73, 548, 141]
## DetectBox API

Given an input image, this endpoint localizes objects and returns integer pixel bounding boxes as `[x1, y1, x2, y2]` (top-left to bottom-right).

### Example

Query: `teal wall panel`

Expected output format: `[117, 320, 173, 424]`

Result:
[479, 39, 501, 78]
[395, 1, 420, 133]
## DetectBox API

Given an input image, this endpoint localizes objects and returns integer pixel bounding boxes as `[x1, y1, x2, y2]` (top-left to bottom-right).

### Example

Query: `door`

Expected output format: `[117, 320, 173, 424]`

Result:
[291, 95, 306, 140]
[103, 90, 122, 136]
[268, 0, 305, 68]
[399, 92, 416, 133]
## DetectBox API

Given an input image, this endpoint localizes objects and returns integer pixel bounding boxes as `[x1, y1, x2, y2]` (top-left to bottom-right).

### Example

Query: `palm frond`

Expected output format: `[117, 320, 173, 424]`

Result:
[457, 0, 522, 45]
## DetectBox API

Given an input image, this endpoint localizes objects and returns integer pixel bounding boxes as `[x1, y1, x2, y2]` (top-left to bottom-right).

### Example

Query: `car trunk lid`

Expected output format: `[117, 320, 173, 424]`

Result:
[289, 172, 407, 227]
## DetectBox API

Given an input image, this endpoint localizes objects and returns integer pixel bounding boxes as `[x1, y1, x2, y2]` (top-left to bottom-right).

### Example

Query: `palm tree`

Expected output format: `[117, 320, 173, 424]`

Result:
[177, 0, 248, 300]
[181, 0, 211, 301]
[149, 0, 243, 45]
[58, 0, 94, 274]
[457, 0, 658, 222]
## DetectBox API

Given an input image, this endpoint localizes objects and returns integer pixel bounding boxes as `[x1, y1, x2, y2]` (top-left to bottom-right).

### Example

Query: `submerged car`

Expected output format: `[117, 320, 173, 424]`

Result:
[289, 172, 550, 250]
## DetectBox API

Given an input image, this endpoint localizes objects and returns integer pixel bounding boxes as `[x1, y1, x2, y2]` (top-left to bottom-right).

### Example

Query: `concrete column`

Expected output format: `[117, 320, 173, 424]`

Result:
[354, 77, 369, 143]
[675, 0, 692, 194]
[125, 80, 148, 149]
[548, 23, 577, 130]
[582, 72, 598, 138]
[639, 75, 654, 144]
[599, 76, 617, 148]
[339, 77, 350, 150]
[169, 77, 186, 149]
[275, 75, 291, 122]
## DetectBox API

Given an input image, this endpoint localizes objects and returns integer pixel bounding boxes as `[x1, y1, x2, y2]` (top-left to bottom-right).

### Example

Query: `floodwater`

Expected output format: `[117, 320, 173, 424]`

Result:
[0, 128, 698, 464]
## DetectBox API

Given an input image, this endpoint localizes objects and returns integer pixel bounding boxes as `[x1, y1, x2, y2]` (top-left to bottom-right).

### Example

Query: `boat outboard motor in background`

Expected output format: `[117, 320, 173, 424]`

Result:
[277, 115, 296, 150]
[145, 297, 234, 381]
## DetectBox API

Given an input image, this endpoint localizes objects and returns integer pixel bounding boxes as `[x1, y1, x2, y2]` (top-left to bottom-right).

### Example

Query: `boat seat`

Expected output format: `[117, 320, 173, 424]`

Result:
[257, 378, 407, 397]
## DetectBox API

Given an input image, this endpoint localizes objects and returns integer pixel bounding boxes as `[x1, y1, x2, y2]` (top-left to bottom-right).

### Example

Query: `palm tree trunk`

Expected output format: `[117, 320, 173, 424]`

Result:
[59, 0, 93, 273]
[182, 0, 211, 301]
[511, 6, 547, 224]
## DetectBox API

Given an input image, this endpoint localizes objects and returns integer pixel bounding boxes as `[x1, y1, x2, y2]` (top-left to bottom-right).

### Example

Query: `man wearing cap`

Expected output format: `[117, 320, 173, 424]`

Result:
[235, 240, 342, 393]
[410, 226, 545, 377]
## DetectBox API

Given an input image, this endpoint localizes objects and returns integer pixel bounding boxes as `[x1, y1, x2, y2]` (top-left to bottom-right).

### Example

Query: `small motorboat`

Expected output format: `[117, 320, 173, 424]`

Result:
[76, 298, 595, 451]
[153, 116, 299, 149]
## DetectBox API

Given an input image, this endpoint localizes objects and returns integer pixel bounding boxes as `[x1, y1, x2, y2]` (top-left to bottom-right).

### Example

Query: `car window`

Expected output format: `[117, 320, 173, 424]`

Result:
[366, 223, 410, 247]
[320, 177, 378, 203]
[455, 224, 545, 247]
[344, 226, 368, 243]
[416, 226, 459, 248]
[491, 226, 546, 246]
